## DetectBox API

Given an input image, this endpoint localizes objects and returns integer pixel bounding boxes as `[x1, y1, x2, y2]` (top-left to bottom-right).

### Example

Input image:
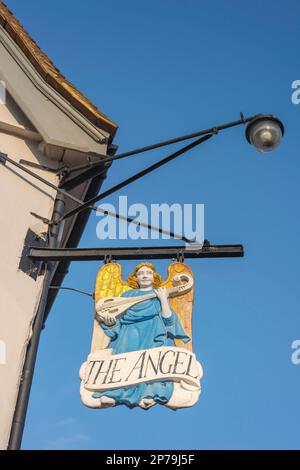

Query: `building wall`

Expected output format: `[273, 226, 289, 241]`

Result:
[0, 20, 111, 449]
[0, 94, 59, 449]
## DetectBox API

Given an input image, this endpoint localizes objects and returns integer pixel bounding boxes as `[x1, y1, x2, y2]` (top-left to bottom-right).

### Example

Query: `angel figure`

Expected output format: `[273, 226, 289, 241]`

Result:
[80, 262, 202, 410]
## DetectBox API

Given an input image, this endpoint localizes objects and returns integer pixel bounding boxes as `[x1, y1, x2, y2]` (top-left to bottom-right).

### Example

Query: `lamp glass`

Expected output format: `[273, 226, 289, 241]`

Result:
[248, 119, 282, 152]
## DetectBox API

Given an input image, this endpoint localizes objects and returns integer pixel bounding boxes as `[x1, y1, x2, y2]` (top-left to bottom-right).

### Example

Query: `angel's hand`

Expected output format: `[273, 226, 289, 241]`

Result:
[95, 309, 116, 326]
[154, 287, 168, 304]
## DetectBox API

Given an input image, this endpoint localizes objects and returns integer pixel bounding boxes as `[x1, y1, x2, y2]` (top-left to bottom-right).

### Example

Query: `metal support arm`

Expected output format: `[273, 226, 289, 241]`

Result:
[28, 244, 244, 261]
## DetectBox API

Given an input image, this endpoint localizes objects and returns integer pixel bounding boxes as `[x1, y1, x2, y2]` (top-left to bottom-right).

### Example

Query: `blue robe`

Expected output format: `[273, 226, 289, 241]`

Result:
[93, 288, 190, 408]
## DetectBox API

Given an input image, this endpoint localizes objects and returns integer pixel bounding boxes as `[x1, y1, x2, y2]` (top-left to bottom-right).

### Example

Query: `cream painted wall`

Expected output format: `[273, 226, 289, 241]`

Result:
[0, 95, 59, 449]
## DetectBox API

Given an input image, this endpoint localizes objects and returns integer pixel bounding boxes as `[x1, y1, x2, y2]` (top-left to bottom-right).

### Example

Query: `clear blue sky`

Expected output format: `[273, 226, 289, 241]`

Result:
[8, 0, 300, 449]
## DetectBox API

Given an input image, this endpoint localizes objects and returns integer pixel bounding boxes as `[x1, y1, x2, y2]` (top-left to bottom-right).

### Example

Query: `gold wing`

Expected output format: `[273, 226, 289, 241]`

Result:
[91, 263, 131, 352]
[161, 262, 194, 351]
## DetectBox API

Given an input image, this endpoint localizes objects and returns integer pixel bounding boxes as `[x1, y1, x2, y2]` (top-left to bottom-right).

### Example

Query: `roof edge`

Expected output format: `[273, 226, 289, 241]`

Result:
[0, 2, 118, 137]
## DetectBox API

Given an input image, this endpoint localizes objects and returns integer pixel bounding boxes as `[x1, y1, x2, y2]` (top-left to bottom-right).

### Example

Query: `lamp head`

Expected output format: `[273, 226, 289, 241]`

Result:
[245, 115, 284, 152]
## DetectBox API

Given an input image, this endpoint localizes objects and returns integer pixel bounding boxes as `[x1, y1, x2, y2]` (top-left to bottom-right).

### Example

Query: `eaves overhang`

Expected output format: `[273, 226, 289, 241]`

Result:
[0, 2, 118, 138]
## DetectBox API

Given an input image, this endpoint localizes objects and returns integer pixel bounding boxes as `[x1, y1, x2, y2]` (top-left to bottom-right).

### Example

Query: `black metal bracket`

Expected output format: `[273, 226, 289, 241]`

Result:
[79, 112, 259, 166]
[176, 248, 185, 263]
[28, 243, 244, 262]
[0, 152, 7, 165]
[55, 133, 214, 225]
[30, 212, 51, 225]
[49, 285, 94, 298]
[104, 254, 113, 264]
[60, 163, 109, 191]
[19, 229, 47, 280]
[18, 159, 65, 174]
[1, 152, 194, 244]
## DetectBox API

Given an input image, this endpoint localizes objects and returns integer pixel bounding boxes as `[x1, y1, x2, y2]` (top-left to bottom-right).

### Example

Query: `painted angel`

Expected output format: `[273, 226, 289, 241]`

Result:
[80, 262, 202, 410]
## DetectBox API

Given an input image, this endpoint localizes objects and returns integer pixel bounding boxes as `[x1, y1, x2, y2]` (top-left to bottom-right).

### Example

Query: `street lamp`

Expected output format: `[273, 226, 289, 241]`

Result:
[245, 115, 284, 153]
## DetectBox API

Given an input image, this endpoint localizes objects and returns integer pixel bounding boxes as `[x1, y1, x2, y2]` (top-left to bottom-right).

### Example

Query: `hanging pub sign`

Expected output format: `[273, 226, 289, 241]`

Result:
[79, 262, 203, 410]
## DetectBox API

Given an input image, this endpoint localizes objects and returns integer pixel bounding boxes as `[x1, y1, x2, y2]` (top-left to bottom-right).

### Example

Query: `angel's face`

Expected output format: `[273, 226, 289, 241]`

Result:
[137, 266, 154, 289]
